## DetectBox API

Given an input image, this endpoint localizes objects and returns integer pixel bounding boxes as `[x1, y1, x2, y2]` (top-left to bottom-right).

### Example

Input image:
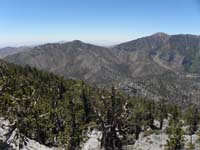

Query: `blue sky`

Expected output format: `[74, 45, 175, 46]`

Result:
[0, 0, 200, 46]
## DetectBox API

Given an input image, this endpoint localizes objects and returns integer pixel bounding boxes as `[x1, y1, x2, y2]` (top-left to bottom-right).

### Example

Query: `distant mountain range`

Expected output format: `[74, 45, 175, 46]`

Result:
[115, 32, 200, 74]
[4, 33, 200, 106]
[0, 46, 32, 58]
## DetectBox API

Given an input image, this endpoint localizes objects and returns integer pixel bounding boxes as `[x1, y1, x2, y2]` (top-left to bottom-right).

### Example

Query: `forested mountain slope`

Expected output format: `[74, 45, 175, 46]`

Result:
[4, 33, 200, 107]
[1, 60, 200, 149]
[0, 60, 101, 148]
[5, 41, 125, 84]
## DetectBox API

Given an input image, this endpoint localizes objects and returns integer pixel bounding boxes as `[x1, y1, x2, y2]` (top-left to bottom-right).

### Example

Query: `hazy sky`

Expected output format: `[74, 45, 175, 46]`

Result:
[0, 0, 200, 46]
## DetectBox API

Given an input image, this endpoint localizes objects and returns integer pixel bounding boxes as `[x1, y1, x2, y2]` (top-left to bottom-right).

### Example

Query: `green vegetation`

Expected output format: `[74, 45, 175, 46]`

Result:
[165, 122, 185, 150]
[165, 107, 185, 150]
[0, 60, 200, 149]
[0, 60, 96, 147]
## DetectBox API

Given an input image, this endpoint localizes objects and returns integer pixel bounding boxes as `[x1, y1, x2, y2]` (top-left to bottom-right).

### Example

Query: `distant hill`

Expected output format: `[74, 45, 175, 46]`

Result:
[5, 40, 127, 84]
[114, 32, 170, 52]
[0, 46, 32, 58]
[114, 32, 200, 74]
[4, 38, 170, 83]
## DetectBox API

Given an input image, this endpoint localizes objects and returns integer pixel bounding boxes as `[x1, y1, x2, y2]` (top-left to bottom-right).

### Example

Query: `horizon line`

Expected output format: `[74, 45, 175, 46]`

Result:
[1, 32, 200, 48]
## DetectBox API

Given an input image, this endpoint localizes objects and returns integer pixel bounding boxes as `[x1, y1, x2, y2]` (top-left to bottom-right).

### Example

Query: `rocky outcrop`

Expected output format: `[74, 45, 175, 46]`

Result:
[0, 117, 61, 150]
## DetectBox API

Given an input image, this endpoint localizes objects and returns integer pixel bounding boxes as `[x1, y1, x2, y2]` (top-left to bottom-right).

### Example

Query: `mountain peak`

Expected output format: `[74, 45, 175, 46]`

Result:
[71, 40, 83, 44]
[151, 32, 169, 37]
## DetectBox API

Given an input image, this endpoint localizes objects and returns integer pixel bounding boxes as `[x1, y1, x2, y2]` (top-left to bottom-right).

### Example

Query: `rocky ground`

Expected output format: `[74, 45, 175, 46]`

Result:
[1, 117, 200, 150]
[0, 117, 61, 150]
[82, 120, 200, 150]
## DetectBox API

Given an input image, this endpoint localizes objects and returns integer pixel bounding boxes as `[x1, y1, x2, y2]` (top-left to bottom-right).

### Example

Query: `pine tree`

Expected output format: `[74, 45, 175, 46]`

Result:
[158, 99, 167, 130]
[165, 122, 185, 150]
[81, 88, 92, 123]
[68, 96, 80, 150]
[93, 86, 129, 150]
[184, 106, 199, 135]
